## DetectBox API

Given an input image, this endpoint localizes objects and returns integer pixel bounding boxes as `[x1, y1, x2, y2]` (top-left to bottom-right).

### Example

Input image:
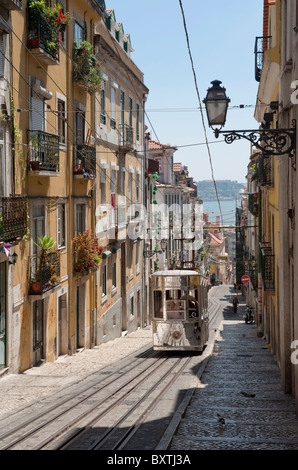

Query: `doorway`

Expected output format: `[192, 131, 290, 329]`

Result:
[33, 300, 44, 365]
[58, 293, 68, 356]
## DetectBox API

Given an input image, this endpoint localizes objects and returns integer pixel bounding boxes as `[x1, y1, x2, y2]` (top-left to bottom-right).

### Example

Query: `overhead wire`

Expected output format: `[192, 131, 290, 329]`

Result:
[178, 0, 224, 226]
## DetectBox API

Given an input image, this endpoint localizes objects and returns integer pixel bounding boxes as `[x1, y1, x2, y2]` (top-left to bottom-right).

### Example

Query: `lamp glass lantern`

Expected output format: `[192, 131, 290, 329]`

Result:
[203, 80, 230, 129]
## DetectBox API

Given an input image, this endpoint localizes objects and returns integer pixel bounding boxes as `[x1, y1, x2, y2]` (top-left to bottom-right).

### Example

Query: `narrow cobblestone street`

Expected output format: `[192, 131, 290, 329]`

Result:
[169, 297, 298, 450]
[1, 286, 298, 452]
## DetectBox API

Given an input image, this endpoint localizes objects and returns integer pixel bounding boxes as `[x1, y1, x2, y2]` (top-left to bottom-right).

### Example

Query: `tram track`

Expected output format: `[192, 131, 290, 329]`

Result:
[0, 285, 232, 451]
[2, 353, 192, 450]
[0, 346, 158, 450]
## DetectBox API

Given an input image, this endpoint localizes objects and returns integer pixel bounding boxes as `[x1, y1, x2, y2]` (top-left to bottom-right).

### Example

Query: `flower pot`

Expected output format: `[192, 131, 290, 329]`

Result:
[29, 38, 39, 49]
[31, 281, 42, 294]
[30, 161, 40, 171]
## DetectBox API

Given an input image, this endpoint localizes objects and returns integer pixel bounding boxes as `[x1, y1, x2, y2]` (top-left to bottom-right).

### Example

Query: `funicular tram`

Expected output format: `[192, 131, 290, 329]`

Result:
[151, 270, 209, 351]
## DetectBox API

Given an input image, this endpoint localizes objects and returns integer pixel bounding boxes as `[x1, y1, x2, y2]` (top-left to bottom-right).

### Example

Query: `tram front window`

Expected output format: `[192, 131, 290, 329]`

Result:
[166, 299, 185, 320]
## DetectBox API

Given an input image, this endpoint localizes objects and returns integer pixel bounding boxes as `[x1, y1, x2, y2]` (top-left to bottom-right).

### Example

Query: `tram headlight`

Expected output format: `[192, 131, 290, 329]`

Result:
[172, 331, 181, 340]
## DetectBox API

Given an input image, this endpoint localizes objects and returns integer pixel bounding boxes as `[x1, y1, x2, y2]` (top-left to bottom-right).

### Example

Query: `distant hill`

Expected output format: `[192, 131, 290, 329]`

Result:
[196, 180, 246, 200]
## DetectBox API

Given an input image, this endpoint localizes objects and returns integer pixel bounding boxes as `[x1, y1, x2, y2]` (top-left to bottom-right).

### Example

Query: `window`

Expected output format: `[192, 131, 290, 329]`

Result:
[75, 110, 85, 145]
[31, 205, 45, 275]
[101, 169, 106, 205]
[57, 203, 66, 248]
[136, 241, 140, 273]
[110, 170, 116, 195]
[129, 173, 132, 202]
[111, 86, 116, 129]
[75, 203, 85, 235]
[57, 99, 66, 144]
[120, 90, 125, 127]
[136, 173, 140, 203]
[31, 91, 45, 131]
[102, 264, 107, 297]
[112, 258, 116, 289]
[74, 21, 84, 43]
[136, 103, 140, 141]
[129, 97, 133, 128]
[130, 296, 134, 317]
[100, 82, 106, 125]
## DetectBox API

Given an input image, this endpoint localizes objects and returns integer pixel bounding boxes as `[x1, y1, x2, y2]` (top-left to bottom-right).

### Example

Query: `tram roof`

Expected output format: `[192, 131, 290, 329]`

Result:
[151, 270, 201, 276]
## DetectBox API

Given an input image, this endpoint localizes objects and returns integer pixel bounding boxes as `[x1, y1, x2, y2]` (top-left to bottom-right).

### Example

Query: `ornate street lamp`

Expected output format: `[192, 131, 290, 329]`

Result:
[203, 80, 230, 130]
[204, 80, 296, 156]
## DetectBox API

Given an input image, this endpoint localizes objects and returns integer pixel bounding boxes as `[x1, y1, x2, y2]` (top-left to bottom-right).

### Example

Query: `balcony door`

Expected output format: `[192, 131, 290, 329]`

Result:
[31, 92, 45, 131]
[31, 205, 45, 276]
[33, 300, 44, 365]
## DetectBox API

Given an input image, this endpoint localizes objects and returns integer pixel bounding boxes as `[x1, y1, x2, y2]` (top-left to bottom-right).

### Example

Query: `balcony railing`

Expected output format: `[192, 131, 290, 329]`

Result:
[28, 6, 60, 63]
[0, 196, 28, 244]
[3, 0, 22, 10]
[73, 144, 96, 179]
[254, 36, 272, 82]
[119, 124, 133, 151]
[260, 242, 275, 291]
[29, 250, 60, 295]
[259, 154, 273, 187]
[248, 264, 258, 292]
[28, 130, 60, 173]
[248, 192, 258, 216]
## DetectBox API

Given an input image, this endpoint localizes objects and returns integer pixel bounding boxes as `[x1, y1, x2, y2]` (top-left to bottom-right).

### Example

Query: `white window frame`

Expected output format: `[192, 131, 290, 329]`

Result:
[57, 202, 67, 250]
[56, 92, 67, 147]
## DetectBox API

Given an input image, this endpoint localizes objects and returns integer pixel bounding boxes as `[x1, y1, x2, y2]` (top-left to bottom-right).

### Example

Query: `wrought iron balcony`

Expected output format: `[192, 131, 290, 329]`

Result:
[2, 0, 22, 10]
[29, 250, 60, 294]
[0, 196, 28, 244]
[28, 130, 60, 173]
[248, 264, 258, 292]
[73, 144, 96, 179]
[28, 5, 60, 63]
[255, 36, 271, 82]
[119, 124, 133, 152]
[260, 242, 275, 291]
[248, 192, 259, 216]
[259, 154, 273, 187]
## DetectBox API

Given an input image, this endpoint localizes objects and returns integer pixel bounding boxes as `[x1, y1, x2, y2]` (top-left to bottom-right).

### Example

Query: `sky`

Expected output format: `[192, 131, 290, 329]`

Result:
[106, 0, 263, 184]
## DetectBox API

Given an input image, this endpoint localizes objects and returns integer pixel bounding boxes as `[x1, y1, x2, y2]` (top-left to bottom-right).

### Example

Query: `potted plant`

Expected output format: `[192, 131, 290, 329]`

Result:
[30, 269, 42, 294]
[73, 41, 101, 94]
[31, 235, 60, 292]
[28, 1, 72, 53]
[73, 230, 104, 274]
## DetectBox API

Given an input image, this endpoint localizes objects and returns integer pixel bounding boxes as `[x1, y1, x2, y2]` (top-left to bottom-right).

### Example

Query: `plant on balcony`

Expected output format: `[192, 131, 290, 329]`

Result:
[28, 0, 72, 52]
[31, 235, 61, 293]
[73, 41, 101, 94]
[73, 230, 104, 274]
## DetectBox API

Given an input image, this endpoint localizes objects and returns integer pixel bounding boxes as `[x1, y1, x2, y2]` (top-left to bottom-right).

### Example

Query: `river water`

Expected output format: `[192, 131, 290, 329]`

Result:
[202, 199, 238, 226]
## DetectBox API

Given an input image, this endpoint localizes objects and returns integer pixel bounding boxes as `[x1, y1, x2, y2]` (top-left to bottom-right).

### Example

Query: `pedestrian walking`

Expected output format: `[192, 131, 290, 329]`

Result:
[232, 295, 239, 313]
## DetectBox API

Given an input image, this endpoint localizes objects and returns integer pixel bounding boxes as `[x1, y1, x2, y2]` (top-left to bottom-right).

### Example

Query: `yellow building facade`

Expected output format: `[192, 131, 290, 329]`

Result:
[0, 0, 148, 374]
[254, 0, 280, 357]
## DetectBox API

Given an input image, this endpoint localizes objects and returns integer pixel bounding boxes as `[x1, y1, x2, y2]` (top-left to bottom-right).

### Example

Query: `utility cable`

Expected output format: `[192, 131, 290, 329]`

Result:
[178, 0, 224, 227]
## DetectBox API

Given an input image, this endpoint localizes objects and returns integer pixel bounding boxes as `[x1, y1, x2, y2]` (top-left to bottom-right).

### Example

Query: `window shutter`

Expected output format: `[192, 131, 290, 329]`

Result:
[31, 94, 44, 131]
